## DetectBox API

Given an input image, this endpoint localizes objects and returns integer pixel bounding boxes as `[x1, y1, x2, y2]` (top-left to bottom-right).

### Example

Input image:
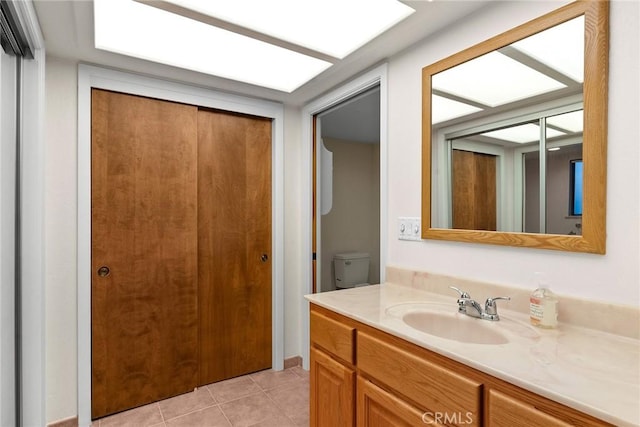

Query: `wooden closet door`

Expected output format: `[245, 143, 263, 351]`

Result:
[452, 149, 497, 231]
[197, 108, 272, 385]
[91, 89, 199, 418]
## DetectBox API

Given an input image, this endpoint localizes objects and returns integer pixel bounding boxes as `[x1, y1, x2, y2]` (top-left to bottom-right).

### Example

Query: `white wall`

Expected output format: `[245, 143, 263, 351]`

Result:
[320, 138, 380, 292]
[283, 104, 303, 361]
[45, 57, 78, 423]
[387, 0, 640, 305]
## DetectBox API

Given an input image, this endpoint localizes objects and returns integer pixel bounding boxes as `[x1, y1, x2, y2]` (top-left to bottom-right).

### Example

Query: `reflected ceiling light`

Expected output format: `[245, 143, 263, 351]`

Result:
[546, 110, 583, 133]
[548, 147, 561, 151]
[431, 94, 483, 124]
[145, 0, 415, 60]
[512, 16, 584, 83]
[94, 0, 333, 92]
[432, 51, 565, 107]
[481, 123, 565, 144]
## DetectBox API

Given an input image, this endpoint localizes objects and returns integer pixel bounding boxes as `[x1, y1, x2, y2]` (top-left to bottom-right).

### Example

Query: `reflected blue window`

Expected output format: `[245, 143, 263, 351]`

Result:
[570, 160, 583, 216]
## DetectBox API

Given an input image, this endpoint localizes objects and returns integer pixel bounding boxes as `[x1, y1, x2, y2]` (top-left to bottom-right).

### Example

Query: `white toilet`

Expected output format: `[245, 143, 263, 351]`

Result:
[333, 252, 370, 290]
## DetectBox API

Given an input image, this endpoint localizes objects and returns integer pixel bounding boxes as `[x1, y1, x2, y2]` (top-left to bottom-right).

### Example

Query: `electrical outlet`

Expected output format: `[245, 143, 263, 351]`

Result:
[398, 217, 421, 241]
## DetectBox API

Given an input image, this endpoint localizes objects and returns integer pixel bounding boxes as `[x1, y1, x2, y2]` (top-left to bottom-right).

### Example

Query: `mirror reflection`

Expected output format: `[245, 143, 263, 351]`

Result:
[430, 16, 585, 235]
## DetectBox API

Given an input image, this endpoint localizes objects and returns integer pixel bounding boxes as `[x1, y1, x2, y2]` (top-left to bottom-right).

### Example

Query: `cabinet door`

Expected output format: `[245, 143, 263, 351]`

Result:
[357, 377, 445, 427]
[310, 347, 355, 427]
[488, 389, 573, 427]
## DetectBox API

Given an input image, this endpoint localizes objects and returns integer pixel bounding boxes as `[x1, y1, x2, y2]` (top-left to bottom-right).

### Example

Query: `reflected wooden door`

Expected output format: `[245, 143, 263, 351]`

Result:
[197, 108, 272, 385]
[91, 89, 199, 418]
[452, 149, 497, 231]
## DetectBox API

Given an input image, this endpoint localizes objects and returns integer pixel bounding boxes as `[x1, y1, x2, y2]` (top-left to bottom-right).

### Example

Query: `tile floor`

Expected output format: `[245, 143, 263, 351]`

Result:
[92, 366, 309, 427]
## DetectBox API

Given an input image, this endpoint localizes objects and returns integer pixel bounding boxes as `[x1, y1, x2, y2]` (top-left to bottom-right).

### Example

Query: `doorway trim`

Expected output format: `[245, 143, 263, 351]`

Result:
[300, 63, 389, 369]
[77, 64, 285, 427]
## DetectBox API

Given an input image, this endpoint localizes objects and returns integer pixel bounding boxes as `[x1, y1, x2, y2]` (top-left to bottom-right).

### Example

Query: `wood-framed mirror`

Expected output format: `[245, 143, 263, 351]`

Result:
[421, 0, 608, 254]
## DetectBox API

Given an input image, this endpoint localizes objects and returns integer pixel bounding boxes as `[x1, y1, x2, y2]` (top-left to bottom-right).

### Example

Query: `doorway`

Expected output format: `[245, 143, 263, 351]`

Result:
[314, 87, 381, 293]
[77, 65, 285, 427]
[301, 64, 389, 369]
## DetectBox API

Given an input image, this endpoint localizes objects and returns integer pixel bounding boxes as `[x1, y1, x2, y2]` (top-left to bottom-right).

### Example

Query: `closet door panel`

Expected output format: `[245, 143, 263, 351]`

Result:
[91, 89, 199, 418]
[198, 108, 272, 384]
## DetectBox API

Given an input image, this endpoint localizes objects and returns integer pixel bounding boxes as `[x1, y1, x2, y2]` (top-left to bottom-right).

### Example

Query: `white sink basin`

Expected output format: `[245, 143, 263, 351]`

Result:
[385, 302, 539, 345]
[402, 310, 509, 345]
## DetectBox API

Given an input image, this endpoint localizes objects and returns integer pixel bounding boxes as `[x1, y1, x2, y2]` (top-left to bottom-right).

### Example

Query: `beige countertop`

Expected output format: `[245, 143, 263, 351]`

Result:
[305, 283, 640, 427]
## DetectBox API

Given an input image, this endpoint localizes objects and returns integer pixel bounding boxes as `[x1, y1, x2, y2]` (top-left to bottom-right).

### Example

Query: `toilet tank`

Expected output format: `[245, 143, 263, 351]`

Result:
[334, 252, 370, 288]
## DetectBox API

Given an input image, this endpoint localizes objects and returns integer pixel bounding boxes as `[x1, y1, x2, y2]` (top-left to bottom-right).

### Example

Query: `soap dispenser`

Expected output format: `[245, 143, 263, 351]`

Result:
[529, 273, 558, 328]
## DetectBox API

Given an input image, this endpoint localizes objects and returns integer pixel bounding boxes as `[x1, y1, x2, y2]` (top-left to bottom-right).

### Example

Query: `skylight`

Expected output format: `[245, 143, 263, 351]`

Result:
[512, 16, 584, 83]
[432, 51, 566, 108]
[431, 94, 483, 124]
[481, 123, 565, 144]
[94, 0, 415, 92]
[152, 0, 416, 59]
[546, 110, 583, 133]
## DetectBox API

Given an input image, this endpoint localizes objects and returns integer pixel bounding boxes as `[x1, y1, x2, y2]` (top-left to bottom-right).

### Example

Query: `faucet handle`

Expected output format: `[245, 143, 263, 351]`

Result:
[449, 286, 471, 299]
[484, 296, 511, 316]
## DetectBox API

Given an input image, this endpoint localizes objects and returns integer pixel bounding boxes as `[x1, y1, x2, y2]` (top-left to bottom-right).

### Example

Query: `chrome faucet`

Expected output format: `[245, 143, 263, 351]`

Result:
[449, 286, 510, 321]
[450, 286, 483, 318]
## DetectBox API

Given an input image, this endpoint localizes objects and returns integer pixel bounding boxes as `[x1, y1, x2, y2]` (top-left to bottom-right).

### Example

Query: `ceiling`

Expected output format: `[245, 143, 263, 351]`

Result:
[320, 86, 380, 144]
[32, 0, 492, 106]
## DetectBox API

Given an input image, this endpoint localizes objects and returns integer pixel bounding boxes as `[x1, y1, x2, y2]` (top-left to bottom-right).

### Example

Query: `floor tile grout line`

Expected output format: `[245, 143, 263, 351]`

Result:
[157, 402, 166, 423]
[215, 374, 302, 426]
[291, 367, 309, 380]
[161, 401, 221, 425]
[204, 384, 219, 405]
[251, 369, 304, 392]
[259, 376, 307, 393]
[261, 386, 298, 426]
[156, 386, 221, 422]
[211, 389, 265, 406]
[216, 401, 234, 427]
[216, 389, 283, 426]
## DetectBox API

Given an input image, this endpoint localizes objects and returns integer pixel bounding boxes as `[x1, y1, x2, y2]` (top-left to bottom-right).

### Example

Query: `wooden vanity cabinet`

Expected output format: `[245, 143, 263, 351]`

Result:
[310, 303, 612, 427]
[310, 309, 356, 426]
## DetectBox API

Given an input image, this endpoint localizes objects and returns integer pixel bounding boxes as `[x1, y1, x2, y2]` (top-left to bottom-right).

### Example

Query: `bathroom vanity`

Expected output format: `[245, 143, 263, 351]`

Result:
[306, 282, 639, 427]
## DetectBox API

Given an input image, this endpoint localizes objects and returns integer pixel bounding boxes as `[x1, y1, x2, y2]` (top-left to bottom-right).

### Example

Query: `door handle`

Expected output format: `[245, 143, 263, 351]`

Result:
[97, 266, 110, 277]
[260, 254, 269, 263]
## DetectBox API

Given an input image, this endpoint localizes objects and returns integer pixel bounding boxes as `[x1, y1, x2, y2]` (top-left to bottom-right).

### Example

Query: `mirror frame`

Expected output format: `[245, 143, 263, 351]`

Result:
[421, 0, 608, 254]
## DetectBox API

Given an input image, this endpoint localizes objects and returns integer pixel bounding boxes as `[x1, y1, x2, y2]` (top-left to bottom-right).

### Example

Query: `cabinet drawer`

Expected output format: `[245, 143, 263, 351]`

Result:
[358, 332, 481, 427]
[357, 376, 445, 427]
[310, 309, 355, 364]
[487, 389, 572, 427]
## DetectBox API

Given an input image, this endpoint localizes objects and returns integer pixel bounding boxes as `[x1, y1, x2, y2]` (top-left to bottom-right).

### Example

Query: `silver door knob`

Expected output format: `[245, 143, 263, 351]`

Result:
[260, 254, 269, 262]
